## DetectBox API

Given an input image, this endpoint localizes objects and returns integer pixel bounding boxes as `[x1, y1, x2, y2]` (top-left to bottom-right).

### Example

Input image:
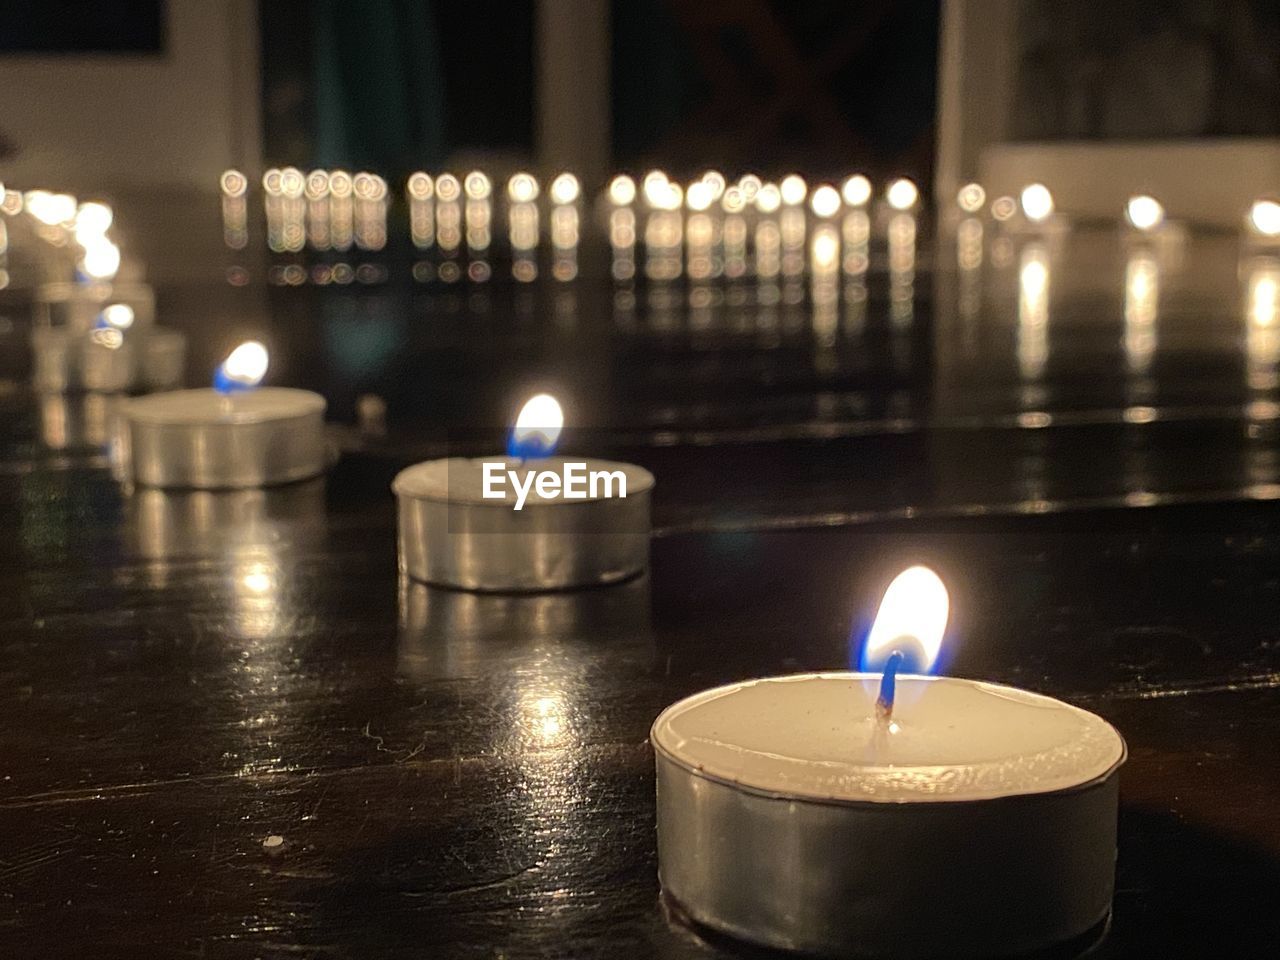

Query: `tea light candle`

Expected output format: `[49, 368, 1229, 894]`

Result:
[653, 567, 1125, 959]
[393, 394, 653, 591]
[125, 341, 328, 489]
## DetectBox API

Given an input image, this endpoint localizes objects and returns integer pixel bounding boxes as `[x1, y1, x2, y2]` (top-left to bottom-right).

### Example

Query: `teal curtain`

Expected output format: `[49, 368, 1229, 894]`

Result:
[313, 0, 447, 171]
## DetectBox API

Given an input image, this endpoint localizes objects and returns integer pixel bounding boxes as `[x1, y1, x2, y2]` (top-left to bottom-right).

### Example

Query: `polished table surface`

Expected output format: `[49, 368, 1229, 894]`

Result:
[1, 204, 1279, 958]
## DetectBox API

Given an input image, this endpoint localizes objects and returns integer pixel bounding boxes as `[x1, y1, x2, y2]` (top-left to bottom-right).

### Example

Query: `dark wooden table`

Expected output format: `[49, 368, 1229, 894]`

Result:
[1, 211, 1278, 958]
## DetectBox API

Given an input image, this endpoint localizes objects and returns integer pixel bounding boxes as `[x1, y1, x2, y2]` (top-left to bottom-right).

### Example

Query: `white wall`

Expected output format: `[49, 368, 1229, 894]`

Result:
[936, 0, 1280, 226]
[0, 0, 261, 194]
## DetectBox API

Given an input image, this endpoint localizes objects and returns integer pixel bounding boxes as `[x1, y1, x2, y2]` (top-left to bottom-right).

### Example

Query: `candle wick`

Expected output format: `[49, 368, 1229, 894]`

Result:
[876, 650, 905, 723]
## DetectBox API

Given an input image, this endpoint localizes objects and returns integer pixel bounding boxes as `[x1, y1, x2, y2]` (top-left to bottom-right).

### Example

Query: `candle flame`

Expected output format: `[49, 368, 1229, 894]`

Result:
[508, 393, 563, 459]
[860, 565, 949, 674]
[79, 238, 121, 279]
[215, 340, 269, 393]
[99, 303, 135, 330]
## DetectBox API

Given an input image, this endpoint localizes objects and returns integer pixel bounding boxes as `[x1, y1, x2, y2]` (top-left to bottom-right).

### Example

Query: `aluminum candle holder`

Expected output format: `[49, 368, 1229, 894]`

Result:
[125, 387, 328, 489]
[35, 281, 156, 333]
[393, 455, 654, 591]
[652, 672, 1126, 960]
[31, 326, 186, 394]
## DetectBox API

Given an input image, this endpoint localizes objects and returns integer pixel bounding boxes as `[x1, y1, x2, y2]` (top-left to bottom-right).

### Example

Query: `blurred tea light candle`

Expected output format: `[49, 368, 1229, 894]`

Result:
[304, 170, 332, 250]
[220, 170, 249, 249]
[1248, 198, 1280, 241]
[885, 177, 918, 211]
[328, 170, 355, 251]
[392, 393, 653, 592]
[508, 174, 541, 279]
[1125, 195, 1165, 233]
[809, 184, 841, 218]
[407, 172, 435, 249]
[278, 167, 306, 253]
[841, 174, 872, 207]
[463, 170, 493, 257]
[434, 173, 462, 252]
[353, 172, 388, 251]
[549, 174, 581, 280]
[608, 174, 636, 206]
[956, 181, 986, 214]
[1020, 182, 1055, 224]
[779, 174, 807, 207]
[125, 341, 328, 489]
[653, 566, 1125, 960]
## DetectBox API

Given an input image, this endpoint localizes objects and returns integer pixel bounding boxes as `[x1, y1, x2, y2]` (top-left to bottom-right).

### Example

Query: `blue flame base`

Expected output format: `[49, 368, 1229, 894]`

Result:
[506, 431, 556, 460]
[213, 368, 255, 395]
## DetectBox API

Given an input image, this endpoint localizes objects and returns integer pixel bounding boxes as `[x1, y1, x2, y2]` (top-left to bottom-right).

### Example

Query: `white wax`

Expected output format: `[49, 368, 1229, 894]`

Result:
[393, 456, 655, 506]
[652, 672, 1124, 803]
[127, 387, 325, 426]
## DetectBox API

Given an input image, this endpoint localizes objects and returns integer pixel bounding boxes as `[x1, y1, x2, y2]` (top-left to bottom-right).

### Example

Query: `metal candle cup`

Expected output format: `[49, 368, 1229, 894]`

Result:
[393, 456, 654, 591]
[652, 673, 1126, 960]
[125, 387, 328, 489]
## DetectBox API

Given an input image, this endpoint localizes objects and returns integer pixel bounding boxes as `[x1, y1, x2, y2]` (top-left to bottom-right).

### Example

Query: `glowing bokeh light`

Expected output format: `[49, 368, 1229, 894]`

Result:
[1125, 195, 1164, 232]
[685, 180, 714, 211]
[464, 171, 492, 200]
[780, 174, 807, 206]
[1249, 199, 1280, 238]
[407, 172, 434, 200]
[1020, 183, 1054, 223]
[608, 174, 636, 206]
[80, 239, 121, 279]
[101, 303, 135, 329]
[754, 183, 781, 214]
[549, 173, 580, 205]
[737, 175, 762, 203]
[810, 184, 841, 218]
[700, 170, 726, 200]
[841, 174, 872, 207]
[957, 182, 986, 213]
[220, 170, 248, 197]
[886, 178, 918, 211]
[507, 172, 539, 204]
[435, 173, 461, 202]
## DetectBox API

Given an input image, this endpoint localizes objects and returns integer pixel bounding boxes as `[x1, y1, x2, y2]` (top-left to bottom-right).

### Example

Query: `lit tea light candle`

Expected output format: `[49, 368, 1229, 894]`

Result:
[125, 340, 328, 488]
[392, 393, 654, 591]
[653, 566, 1125, 959]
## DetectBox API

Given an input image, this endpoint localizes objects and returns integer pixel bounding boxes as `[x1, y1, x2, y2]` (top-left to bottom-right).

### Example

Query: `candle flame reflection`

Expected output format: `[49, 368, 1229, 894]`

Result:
[859, 565, 949, 674]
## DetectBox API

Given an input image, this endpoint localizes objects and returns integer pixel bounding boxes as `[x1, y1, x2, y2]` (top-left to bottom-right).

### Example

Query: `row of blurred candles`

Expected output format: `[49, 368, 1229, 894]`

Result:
[227, 167, 925, 256]
[224, 167, 1280, 257]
